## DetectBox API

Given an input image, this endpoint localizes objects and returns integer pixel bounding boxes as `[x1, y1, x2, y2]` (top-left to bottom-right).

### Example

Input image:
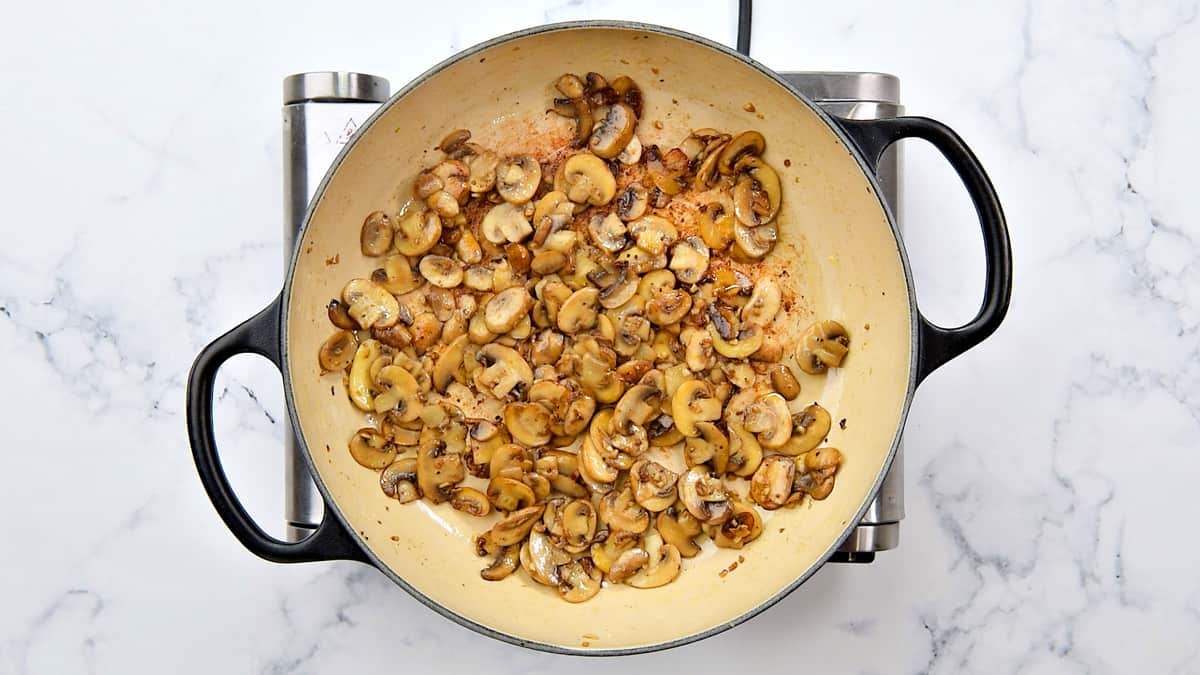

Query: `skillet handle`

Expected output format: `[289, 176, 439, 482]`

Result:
[185, 294, 368, 564]
[834, 116, 1013, 383]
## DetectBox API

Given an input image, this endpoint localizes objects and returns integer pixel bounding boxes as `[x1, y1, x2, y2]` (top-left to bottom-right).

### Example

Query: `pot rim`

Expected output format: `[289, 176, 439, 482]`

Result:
[279, 19, 918, 656]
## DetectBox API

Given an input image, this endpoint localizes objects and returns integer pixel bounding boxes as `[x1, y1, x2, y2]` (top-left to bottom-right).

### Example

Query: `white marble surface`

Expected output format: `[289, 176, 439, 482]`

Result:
[2, 0, 1198, 672]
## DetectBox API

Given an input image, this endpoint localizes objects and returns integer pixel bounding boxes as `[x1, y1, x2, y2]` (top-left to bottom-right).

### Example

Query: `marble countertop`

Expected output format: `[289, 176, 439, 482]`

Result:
[3, 0, 1198, 672]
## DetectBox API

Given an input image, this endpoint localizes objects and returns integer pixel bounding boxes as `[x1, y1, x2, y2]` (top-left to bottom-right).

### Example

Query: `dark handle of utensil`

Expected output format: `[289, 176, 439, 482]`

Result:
[736, 0, 753, 56]
[185, 294, 368, 564]
[835, 116, 1013, 383]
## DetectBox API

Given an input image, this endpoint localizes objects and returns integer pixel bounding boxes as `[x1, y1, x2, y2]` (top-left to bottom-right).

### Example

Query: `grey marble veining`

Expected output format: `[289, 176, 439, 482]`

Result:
[1, 0, 1197, 672]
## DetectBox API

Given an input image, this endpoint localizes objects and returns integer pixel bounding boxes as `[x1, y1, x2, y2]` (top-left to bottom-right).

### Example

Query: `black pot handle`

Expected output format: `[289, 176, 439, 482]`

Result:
[835, 116, 1013, 383]
[185, 294, 368, 564]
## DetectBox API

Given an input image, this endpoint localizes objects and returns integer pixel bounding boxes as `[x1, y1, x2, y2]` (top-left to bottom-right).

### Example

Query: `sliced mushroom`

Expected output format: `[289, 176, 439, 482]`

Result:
[450, 486, 492, 517]
[794, 447, 843, 500]
[743, 393, 792, 449]
[726, 423, 763, 477]
[372, 365, 421, 417]
[347, 339, 382, 411]
[779, 404, 832, 456]
[480, 544, 520, 581]
[590, 102, 636, 158]
[627, 537, 682, 589]
[677, 466, 732, 524]
[360, 211, 393, 256]
[522, 528, 570, 586]
[708, 322, 764, 359]
[732, 222, 777, 259]
[318, 330, 358, 372]
[590, 530, 641, 573]
[669, 237, 710, 285]
[488, 443, 531, 480]
[630, 460, 679, 512]
[797, 320, 850, 374]
[637, 269, 676, 301]
[560, 499, 598, 552]
[735, 157, 782, 225]
[699, 203, 736, 251]
[578, 435, 618, 483]
[742, 278, 781, 326]
[465, 147, 500, 193]
[682, 421, 726, 467]
[611, 383, 663, 434]
[394, 208, 442, 256]
[749, 455, 795, 510]
[561, 153, 616, 206]
[491, 505, 545, 546]
[555, 73, 586, 99]
[556, 287, 600, 334]
[474, 343, 533, 399]
[671, 380, 723, 437]
[628, 215, 677, 256]
[711, 499, 763, 549]
[371, 256, 421, 297]
[657, 508, 702, 558]
[503, 402, 552, 447]
[408, 312, 441, 353]
[615, 183, 649, 222]
[380, 457, 420, 503]
[483, 286, 532, 333]
[487, 475, 537, 512]
[342, 278, 401, 329]
[417, 255, 463, 289]
[598, 486, 650, 533]
[770, 364, 801, 400]
[717, 130, 766, 174]
[617, 133, 643, 164]
[326, 299, 357, 330]
[558, 559, 603, 603]
[416, 436, 465, 503]
[588, 212, 627, 253]
[616, 245, 667, 275]
[682, 329, 713, 373]
[693, 139, 729, 189]
[495, 155, 542, 205]
[607, 548, 650, 583]
[348, 427, 396, 470]
[431, 334, 468, 392]
[481, 202, 533, 244]
[645, 288, 692, 326]
[531, 250, 567, 275]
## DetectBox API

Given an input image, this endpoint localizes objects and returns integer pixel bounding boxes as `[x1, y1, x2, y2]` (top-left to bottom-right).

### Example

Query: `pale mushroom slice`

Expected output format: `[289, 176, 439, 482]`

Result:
[732, 222, 777, 260]
[318, 330, 358, 372]
[488, 443, 531, 480]
[495, 155, 542, 205]
[557, 287, 600, 334]
[578, 434, 618, 484]
[372, 365, 422, 418]
[484, 286, 532, 334]
[558, 559, 603, 603]
[561, 153, 616, 206]
[617, 134, 643, 165]
[360, 211, 393, 256]
[630, 459, 679, 512]
[342, 278, 401, 329]
[628, 215, 678, 256]
[627, 533, 682, 589]
[587, 212, 627, 253]
[796, 320, 850, 374]
[645, 289, 692, 326]
[431, 334, 469, 392]
[669, 236, 710, 285]
[481, 202, 533, 244]
[677, 466, 732, 524]
[611, 383, 663, 434]
[348, 428, 396, 470]
[418, 255, 464, 289]
[741, 278, 782, 326]
[779, 403, 833, 456]
[380, 457, 420, 503]
[465, 147, 500, 194]
[749, 455, 795, 510]
[742, 393, 792, 449]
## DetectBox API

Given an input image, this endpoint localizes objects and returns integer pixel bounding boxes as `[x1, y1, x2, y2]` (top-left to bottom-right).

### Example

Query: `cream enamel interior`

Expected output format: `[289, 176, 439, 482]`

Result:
[285, 25, 912, 652]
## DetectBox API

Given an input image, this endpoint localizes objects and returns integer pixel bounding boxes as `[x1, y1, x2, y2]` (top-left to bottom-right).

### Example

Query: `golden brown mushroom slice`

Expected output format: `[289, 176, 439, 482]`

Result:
[491, 504, 545, 546]
[710, 499, 763, 549]
[778, 403, 832, 456]
[342, 278, 401, 330]
[486, 475, 537, 512]
[656, 508, 702, 558]
[627, 533, 682, 589]
[480, 544, 520, 581]
[561, 153, 617, 206]
[797, 320, 850, 374]
[672, 379, 723, 437]
[749, 455, 795, 510]
[598, 486, 651, 534]
[606, 548, 650, 583]
[347, 339, 382, 412]
[380, 457, 420, 503]
[394, 208, 442, 256]
[360, 210, 393, 256]
[558, 559, 603, 603]
[717, 130, 766, 174]
[450, 486, 491, 517]
[684, 421, 728, 467]
[348, 428, 396, 470]
[770, 364, 801, 400]
[415, 436, 466, 504]
[793, 447, 843, 501]
[318, 330, 358, 372]
[677, 466, 732, 524]
[522, 528, 571, 586]
[503, 402, 552, 447]
[630, 459, 679, 512]
[590, 102, 637, 159]
[742, 393, 792, 449]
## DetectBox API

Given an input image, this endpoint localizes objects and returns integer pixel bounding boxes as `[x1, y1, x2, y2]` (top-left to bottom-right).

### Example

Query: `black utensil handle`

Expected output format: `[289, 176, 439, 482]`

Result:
[835, 116, 1013, 383]
[185, 294, 368, 564]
